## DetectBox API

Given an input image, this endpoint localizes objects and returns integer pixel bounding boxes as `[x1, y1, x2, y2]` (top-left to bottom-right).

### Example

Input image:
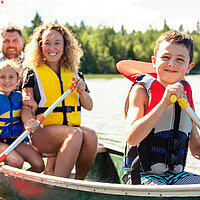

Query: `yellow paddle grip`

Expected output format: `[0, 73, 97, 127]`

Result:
[170, 94, 189, 110]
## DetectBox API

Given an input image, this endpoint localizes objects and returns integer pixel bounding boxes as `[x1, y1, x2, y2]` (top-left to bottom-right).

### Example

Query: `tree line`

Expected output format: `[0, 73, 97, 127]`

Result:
[21, 12, 200, 74]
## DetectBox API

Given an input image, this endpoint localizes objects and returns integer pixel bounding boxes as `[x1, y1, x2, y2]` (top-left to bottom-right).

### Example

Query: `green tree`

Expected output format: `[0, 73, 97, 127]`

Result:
[21, 13, 200, 73]
[22, 12, 43, 44]
[162, 19, 170, 32]
[179, 24, 184, 32]
[196, 21, 200, 34]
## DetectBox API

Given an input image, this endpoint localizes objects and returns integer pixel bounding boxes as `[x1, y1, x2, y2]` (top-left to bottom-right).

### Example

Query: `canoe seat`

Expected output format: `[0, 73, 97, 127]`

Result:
[97, 143, 107, 153]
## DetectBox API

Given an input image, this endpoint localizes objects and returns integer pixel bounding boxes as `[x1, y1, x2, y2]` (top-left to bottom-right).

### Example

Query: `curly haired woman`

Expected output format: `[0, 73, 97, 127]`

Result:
[21, 24, 98, 179]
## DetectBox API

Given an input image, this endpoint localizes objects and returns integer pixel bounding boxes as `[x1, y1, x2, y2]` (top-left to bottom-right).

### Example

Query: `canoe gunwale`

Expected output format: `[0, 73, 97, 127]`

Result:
[1, 164, 200, 198]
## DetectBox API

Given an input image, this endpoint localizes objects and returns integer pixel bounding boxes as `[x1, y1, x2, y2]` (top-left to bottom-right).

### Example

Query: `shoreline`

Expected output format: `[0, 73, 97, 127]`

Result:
[189, 70, 200, 75]
[84, 71, 200, 79]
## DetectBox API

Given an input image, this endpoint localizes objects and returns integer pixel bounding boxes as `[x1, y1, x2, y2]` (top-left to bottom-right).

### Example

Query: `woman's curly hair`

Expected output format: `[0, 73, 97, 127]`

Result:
[23, 24, 83, 72]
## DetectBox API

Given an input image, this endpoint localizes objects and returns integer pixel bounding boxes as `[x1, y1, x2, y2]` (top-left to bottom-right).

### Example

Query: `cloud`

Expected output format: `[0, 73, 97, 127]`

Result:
[50, 0, 164, 32]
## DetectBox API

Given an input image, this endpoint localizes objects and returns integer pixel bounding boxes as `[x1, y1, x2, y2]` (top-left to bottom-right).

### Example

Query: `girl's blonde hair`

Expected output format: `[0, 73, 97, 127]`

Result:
[0, 60, 20, 79]
[23, 24, 83, 72]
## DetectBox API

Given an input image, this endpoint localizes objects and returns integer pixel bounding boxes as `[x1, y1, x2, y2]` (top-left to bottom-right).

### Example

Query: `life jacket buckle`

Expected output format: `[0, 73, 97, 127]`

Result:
[168, 138, 185, 151]
[165, 153, 183, 165]
[66, 106, 75, 113]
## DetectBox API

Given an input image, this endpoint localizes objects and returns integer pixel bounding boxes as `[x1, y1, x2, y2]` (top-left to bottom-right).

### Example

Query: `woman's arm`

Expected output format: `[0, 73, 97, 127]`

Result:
[73, 77, 93, 110]
[22, 89, 38, 113]
[21, 87, 42, 133]
[21, 87, 36, 125]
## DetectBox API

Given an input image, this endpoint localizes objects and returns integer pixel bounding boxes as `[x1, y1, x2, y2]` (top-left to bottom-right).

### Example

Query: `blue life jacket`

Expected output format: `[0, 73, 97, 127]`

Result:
[0, 91, 25, 139]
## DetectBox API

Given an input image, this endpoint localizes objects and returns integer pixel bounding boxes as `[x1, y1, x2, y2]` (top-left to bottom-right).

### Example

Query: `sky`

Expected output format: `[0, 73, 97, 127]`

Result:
[0, 0, 200, 33]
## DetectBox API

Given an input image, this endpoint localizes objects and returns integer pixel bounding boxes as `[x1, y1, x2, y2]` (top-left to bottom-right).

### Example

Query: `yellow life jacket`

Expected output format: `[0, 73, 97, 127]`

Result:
[34, 64, 81, 126]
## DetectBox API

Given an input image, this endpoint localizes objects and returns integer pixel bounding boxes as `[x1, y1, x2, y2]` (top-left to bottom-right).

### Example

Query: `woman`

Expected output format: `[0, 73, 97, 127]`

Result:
[22, 24, 98, 179]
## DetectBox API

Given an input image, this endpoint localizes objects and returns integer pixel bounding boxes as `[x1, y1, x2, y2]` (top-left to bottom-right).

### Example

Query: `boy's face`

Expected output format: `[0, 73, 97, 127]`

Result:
[152, 41, 194, 87]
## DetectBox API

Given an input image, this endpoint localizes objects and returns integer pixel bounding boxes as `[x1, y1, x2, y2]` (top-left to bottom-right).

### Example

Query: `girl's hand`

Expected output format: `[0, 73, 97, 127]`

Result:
[72, 77, 85, 94]
[162, 82, 185, 105]
[24, 119, 43, 133]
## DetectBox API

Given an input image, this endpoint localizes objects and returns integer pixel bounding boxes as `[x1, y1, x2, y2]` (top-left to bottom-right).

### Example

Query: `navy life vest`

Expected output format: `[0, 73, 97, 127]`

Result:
[0, 91, 24, 139]
[123, 74, 193, 184]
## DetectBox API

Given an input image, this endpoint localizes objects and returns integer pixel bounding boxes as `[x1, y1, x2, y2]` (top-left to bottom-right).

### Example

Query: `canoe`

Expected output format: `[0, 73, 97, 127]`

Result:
[1, 144, 200, 200]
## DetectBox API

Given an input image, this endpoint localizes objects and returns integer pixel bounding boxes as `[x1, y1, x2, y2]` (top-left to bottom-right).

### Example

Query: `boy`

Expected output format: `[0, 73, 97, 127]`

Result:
[123, 30, 200, 185]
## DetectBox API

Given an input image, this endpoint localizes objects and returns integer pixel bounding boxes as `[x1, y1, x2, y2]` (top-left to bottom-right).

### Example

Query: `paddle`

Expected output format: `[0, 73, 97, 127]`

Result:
[0, 78, 76, 163]
[170, 94, 200, 129]
[116, 60, 156, 82]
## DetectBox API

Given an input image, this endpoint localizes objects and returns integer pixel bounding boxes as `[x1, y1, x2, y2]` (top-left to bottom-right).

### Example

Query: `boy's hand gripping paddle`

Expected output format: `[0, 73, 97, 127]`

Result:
[170, 94, 200, 129]
[0, 78, 76, 163]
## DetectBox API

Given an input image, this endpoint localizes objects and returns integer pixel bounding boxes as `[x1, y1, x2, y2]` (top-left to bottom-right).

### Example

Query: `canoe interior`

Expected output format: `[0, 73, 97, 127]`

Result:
[86, 146, 124, 184]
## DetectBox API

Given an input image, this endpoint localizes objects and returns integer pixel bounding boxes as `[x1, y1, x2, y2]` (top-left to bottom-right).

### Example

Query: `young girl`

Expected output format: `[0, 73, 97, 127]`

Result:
[0, 60, 44, 172]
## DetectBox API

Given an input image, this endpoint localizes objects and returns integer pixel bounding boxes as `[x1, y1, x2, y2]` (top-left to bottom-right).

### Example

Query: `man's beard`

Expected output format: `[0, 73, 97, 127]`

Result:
[4, 50, 20, 60]
[5, 54, 18, 59]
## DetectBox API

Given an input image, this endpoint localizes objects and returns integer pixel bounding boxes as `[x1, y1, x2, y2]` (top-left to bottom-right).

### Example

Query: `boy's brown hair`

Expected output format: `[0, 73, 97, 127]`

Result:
[154, 30, 193, 63]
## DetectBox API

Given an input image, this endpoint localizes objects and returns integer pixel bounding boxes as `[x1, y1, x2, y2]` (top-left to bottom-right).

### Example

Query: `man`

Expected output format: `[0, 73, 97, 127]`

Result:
[0, 25, 24, 71]
[0, 25, 37, 111]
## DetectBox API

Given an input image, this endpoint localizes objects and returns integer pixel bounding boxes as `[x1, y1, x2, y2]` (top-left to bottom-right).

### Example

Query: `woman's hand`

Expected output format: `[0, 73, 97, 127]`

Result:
[72, 77, 85, 94]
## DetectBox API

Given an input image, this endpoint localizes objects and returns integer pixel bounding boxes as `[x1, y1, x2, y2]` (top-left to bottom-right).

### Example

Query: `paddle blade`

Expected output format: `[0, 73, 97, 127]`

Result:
[116, 60, 156, 82]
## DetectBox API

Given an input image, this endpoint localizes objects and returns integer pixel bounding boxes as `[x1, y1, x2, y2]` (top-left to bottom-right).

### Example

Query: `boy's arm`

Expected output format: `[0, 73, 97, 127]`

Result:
[189, 123, 200, 160]
[126, 83, 181, 146]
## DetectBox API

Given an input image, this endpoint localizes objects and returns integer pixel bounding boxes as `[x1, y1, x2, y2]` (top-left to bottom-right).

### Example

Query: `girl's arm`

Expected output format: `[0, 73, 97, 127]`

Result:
[126, 82, 184, 146]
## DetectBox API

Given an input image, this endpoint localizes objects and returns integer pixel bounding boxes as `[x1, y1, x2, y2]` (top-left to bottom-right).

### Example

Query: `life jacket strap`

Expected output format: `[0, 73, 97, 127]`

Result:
[36, 106, 81, 115]
[150, 152, 185, 165]
[148, 135, 187, 151]
[167, 138, 186, 151]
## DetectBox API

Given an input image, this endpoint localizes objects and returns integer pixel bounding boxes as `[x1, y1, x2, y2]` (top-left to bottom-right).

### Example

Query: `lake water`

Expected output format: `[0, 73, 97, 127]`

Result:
[1, 74, 200, 199]
[81, 74, 200, 170]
